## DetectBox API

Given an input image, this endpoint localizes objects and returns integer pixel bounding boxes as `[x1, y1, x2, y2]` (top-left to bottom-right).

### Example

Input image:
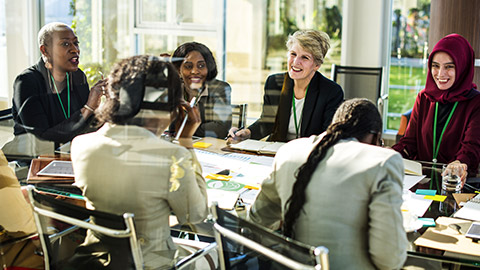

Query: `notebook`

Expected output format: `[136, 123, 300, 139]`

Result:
[453, 193, 480, 221]
[229, 139, 285, 155]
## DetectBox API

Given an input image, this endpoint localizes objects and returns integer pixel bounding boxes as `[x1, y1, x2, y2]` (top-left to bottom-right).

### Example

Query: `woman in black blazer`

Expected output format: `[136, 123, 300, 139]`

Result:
[227, 29, 344, 143]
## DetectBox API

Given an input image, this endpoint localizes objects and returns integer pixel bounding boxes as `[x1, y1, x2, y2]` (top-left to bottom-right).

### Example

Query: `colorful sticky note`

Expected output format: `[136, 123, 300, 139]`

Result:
[193, 142, 212, 148]
[424, 195, 447, 202]
[418, 218, 436, 227]
[244, 184, 260, 190]
[416, 189, 436, 196]
[205, 174, 232, 181]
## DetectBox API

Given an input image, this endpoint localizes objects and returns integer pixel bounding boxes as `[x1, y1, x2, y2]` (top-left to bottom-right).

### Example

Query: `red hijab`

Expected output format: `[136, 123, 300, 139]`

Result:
[424, 34, 477, 103]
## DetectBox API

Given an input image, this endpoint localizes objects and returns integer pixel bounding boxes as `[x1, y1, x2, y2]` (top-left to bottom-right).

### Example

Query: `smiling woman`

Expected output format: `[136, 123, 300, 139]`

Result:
[227, 29, 344, 144]
[393, 34, 480, 187]
[8, 22, 107, 149]
[172, 42, 232, 139]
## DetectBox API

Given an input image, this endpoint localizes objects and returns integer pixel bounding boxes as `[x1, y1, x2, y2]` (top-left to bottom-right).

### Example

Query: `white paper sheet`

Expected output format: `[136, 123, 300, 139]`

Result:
[404, 174, 426, 190]
[402, 191, 433, 217]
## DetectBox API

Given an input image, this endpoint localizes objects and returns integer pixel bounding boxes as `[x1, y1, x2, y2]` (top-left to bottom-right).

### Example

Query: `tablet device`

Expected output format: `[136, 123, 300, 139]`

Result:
[36, 160, 75, 178]
[465, 222, 480, 242]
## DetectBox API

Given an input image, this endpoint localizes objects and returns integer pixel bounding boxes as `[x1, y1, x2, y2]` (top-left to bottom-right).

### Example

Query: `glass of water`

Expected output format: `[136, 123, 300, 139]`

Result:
[442, 164, 462, 193]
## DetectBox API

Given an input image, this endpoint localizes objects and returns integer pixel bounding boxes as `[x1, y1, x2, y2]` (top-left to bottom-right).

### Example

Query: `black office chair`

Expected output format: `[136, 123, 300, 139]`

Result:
[231, 104, 247, 128]
[211, 204, 329, 270]
[331, 64, 386, 108]
[27, 186, 217, 270]
[26, 185, 143, 270]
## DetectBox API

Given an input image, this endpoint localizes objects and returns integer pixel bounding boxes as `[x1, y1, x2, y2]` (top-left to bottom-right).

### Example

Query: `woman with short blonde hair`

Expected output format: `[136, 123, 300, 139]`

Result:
[227, 29, 343, 143]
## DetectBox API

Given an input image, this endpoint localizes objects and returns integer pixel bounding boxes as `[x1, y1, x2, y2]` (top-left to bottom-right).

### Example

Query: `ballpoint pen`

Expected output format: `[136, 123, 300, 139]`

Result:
[99, 71, 107, 104]
[225, 126, 244, 140]
[175, 88, 205, 141]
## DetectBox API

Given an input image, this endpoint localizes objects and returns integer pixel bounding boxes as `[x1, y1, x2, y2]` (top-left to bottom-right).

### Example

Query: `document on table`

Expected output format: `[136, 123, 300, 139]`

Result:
[207, 189, 239, 210]
[194, 149, 274, 186]
[229, 139, 285, 155]
[404, 174, 426, 190]
[402, 190, 433, 217]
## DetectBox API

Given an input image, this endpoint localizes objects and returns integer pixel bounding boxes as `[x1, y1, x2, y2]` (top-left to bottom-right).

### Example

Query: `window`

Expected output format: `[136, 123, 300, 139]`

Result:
[4, 0, 342, 124]
[387, 0, 430, 131]
[0, 0, 6, 103]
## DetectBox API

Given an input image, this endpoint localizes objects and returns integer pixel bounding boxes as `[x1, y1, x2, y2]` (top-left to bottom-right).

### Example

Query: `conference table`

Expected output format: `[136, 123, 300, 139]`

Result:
[26, 137, 480, 268]
[176, 138, 480, 269]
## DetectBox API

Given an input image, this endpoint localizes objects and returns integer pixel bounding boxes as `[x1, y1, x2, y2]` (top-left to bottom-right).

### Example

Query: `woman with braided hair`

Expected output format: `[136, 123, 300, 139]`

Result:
[249, 98, 407, 270]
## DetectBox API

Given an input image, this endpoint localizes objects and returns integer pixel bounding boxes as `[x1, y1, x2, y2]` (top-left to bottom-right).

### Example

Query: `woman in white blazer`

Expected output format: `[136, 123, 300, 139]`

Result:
[70, 55, 208, 269]
[249, 98, 408, 270]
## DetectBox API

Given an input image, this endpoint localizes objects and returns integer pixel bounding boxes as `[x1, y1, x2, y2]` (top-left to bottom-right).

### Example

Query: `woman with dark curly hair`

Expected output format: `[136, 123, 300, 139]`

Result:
[249, 98, 407, 270]
[172, 42, 232, 138]
[70, 55, 208, 269]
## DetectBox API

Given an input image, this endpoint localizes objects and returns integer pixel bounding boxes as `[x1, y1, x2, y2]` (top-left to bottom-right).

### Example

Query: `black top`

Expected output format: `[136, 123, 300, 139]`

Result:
[248, 72, 344, 142]
[12, 58, 93, 144]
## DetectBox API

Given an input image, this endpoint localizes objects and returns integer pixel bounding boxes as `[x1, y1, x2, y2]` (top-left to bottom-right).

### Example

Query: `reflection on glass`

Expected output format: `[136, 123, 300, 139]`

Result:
[141, 34, 217, 57]
[140, 0, 216, 24]
[141, 0, 167, 22]
[387, 0, 431, 130]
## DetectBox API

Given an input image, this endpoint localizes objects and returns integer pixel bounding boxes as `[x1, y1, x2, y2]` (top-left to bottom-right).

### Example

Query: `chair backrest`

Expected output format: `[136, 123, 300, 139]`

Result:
[331, 64, 384, 107]
[26, 185, 143, 270]
[231, 104, 247, 128]
[396, 109, 413, 142]
[211, 205, 329, 270]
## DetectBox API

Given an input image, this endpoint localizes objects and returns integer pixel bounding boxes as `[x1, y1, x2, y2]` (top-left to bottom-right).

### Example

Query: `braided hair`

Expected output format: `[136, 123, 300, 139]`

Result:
[283, 98, 383, 238]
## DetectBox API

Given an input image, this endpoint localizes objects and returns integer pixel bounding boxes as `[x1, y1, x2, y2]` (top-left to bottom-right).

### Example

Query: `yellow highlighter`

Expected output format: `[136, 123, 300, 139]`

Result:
[206, 174, 232, 181]
[244, 184, 260, 190]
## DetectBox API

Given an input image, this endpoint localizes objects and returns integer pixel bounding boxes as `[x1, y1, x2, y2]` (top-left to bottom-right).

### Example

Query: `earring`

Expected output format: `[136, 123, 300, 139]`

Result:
[43, 55, 53, 69]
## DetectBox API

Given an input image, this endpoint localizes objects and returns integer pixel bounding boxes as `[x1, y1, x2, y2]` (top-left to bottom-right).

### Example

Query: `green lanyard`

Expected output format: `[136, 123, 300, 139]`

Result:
[50, 73, 70, 119]
[430, 101, 457, 191]
[432, 101, 458, 163]
[292, 84, 309, 138]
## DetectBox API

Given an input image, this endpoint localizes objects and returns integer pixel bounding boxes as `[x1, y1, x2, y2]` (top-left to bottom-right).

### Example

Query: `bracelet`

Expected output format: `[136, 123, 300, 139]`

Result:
[84, 104, 95, 112]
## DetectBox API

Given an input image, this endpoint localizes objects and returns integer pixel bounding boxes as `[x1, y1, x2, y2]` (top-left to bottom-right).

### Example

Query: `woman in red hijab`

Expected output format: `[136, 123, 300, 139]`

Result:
[393, 34, 480, 188]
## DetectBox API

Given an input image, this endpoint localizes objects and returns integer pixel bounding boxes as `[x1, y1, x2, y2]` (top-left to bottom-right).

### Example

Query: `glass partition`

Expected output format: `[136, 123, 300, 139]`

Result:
[387, 0, 430, 131]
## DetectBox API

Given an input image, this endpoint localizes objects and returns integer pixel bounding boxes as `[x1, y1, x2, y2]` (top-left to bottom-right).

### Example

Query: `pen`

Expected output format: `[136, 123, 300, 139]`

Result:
[99, 71, 104, 79]
[175, 97, 197, 141]
[225, 126, 244, 140]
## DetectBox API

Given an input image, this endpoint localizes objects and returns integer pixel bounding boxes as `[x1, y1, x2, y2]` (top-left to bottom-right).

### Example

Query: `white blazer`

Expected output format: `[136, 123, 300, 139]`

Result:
[249, 136, 408, 270]
[71, 123, 208, 268]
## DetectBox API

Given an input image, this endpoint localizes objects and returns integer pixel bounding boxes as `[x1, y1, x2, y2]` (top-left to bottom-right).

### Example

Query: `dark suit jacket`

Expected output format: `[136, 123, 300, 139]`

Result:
[12, 58, 93, 144]
[248, 72, 344, 142]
